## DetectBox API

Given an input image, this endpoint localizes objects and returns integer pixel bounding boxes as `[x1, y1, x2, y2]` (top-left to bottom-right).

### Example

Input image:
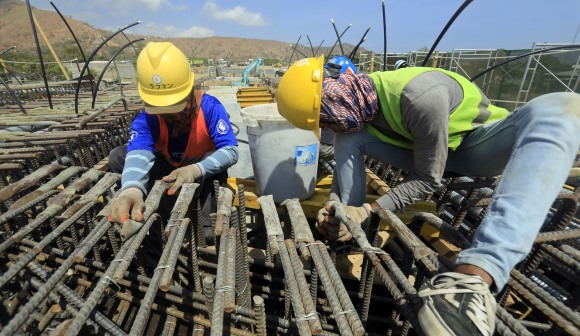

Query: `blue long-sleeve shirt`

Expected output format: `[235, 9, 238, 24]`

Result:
[122, 93, 238, 194]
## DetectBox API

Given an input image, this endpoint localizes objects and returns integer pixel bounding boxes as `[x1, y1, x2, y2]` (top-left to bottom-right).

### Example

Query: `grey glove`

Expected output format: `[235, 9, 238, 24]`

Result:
[162, 163, 202, 195]
[316, 202, 372, 242]
[108, 187, 145, 224]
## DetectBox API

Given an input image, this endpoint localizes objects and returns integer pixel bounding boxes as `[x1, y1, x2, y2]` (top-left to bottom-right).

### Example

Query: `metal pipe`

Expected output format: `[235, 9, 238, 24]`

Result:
[0, 76, 26, 114]
[421, 0, 474, 67]
[49, 0, 93, 87]
[91, 38, 144, 108]
[381, 0, 387, 70]
[25, 0, 52, 108]
[331, 19, 346, 56]
[288, 35, 302, 65]
[73, 21, 141, 114]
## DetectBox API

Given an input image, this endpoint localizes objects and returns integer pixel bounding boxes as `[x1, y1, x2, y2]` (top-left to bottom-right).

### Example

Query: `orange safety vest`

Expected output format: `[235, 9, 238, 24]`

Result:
[155, 90, 216, 167]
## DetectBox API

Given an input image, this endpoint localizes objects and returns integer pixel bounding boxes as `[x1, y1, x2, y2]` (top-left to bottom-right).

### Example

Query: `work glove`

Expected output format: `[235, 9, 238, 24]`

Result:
[107, 187, 145, 224]
[316, 202, 372, 242]
[162, 164, 202, 196]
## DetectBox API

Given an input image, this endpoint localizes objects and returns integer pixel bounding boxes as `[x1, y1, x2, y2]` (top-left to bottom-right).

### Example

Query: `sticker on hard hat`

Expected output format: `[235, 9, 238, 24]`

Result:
[294, 143, 318, 166]
[294, 59, 310, 67]
[152, 75, 162, 84]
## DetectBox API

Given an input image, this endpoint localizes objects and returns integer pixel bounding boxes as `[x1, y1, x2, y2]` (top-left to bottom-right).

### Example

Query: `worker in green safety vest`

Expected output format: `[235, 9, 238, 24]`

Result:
[276, 55, 580, 336]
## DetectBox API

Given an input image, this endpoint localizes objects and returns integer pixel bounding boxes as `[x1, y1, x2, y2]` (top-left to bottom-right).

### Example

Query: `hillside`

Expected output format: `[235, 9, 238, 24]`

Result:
[0, 0, 360, 63]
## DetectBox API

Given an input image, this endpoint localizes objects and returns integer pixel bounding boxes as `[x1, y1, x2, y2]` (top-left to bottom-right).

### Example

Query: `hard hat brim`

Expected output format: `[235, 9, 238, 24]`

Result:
[144, 98, 188, 114]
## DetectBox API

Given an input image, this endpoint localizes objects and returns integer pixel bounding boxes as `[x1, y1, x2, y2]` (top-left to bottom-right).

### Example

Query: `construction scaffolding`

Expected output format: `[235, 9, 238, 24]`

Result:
[356, 42, 580, 110]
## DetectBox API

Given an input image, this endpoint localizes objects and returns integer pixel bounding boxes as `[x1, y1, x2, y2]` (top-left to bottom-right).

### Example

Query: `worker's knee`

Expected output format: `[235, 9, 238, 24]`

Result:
[521, 92, 580, 122]
[108, 145, 128, 174]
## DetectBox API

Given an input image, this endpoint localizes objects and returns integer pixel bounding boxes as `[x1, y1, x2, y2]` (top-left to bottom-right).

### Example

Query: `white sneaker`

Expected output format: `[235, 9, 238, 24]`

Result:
[418, 272, 497, 336]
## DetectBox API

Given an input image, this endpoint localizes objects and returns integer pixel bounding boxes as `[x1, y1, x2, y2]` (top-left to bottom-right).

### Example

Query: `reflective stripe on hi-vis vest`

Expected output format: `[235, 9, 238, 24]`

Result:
[155, 90, 216, 167]
[366, 68, 509, 150]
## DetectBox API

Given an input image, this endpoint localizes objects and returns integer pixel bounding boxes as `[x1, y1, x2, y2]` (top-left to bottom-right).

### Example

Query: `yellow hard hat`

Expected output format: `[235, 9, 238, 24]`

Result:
[276, 56, 324, 138]
[137, 42, 195, 114]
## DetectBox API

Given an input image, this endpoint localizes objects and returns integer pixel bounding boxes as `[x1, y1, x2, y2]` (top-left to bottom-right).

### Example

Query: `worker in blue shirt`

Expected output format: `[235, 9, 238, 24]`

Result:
[107, 42, 238, 242]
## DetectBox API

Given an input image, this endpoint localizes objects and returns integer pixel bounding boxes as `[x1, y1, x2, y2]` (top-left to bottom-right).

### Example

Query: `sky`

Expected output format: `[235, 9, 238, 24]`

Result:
[32, 0, 580, 54]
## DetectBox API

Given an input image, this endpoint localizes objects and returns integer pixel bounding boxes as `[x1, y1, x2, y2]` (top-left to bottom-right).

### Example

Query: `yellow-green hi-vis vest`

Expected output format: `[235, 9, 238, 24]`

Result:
[366, 68, 509, 150]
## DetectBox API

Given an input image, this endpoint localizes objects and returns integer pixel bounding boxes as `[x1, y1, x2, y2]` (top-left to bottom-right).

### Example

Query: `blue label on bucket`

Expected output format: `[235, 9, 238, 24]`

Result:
[294, 143, 318, 166]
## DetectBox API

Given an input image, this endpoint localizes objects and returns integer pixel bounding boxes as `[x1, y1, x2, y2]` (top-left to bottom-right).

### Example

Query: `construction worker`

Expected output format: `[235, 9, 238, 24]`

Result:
[107, 42, 238, 243]
[276, 56, 580, 336]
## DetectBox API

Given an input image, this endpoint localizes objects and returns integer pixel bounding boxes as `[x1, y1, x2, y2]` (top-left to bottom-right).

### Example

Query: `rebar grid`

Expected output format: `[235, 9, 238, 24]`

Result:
[0, 157, 576, 335]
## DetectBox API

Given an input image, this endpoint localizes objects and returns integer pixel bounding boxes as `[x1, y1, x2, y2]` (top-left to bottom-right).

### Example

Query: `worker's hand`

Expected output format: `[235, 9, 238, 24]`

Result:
[316, 202, 372, 242]
[107, 187, 145, 224]
[162, 164, 202, 195]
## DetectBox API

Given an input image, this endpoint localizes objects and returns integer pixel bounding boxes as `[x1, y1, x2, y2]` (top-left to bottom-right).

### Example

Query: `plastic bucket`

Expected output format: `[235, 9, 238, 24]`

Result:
[240, 103, 319, 202]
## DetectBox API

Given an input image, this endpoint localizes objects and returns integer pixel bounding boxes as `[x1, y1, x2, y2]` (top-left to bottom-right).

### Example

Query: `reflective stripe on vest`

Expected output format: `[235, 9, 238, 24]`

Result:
[155, 90, 216, 167]
[366, 68, 509, 150]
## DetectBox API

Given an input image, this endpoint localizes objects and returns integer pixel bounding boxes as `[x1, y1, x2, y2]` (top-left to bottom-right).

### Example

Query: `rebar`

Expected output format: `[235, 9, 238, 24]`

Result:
[224, 226, 237, 313]
[308, 243, 356, 336]
[211, 225, 231, 335]
[126, 212, 187, 336]
[0, 219, 111, 336]
[27, 261, 126, 335]
[286, 239, 323, 335]
[253, 295, 267, 336]
[160, 218, 191, 291]
[0, 201, 99, 289]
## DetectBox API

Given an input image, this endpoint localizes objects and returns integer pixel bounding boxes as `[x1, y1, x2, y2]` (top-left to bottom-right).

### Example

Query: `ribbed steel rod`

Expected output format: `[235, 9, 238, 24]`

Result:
[0, 189, 59, 226]
[308, 243, 355, 336]
[507, 277, 578, 335]
[253, 295, 267, 336]
[8, 166, 86, 210]
[27, 261, 127, 335]
[113, 214, 162, 281]
[0, 163, 65, 203]
[374, 263, 424, 336]
[64, 214, 159, 335]
[113, 290, 253, 336]
[214, 187, 233, 237]
[203, 276, 215, 318]
[237, 184, 250, 285]
[126, 213, 186, 336]
[0, 219, 111, 336]
[211, 225, 231, 335]
[0, 201, 97, 289]
[59, 172, 120, 219]
[495, 305, 534, 336]
[376, 209, 438, 275]
[160, 218, 191, 291]
[316, 243, 365, 335]
[224, 226, 237, 313]
[277, 237, 312, 336]
[512, 269, 580, 330]
[285, 239, 323, 335]
[535, 228, 580, 244]
[231, 205, 250, 309]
